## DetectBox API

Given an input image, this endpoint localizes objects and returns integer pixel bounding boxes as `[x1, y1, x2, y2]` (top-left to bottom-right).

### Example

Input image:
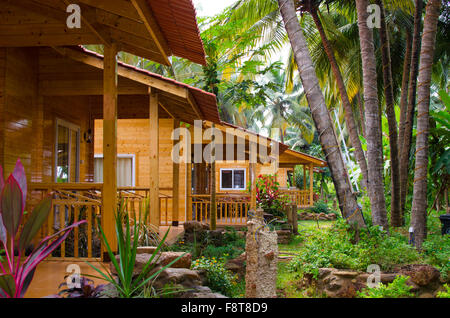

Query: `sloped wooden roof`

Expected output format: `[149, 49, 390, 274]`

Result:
[205, 121, 327, 167]
[46, 46, 220, 123]
[0, 0, 206, 65]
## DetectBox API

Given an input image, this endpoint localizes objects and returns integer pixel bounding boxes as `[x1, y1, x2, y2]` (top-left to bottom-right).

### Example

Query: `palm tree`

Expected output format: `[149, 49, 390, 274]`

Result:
[376, 0, 401, 227]
[253, 69, 315, 143]
[410, 0, 442, 249]
[355, 0, 388, 229]
[296, 0, 369, 190]
[278, 0, 366, 228]
[400, 0, 423, 219]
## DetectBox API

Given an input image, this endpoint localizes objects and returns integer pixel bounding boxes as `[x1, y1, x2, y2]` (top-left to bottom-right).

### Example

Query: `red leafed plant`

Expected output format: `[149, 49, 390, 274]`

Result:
[253, 174, 290, 218]
[0, 159, 86, 298]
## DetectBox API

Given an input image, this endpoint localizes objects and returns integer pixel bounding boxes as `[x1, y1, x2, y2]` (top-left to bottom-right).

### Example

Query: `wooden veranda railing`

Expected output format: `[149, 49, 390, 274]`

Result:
[28, 183, 174, 261]
[190, 194, 251, 225]
[117, 187, 173, 226]
[29, 183, 103, 261]
[280, 188, 312, 207]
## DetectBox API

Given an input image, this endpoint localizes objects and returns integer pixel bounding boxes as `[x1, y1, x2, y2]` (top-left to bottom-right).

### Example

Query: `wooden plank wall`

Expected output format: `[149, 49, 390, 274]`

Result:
[0, 47, 94, 185]
[94, 118, 186, 222]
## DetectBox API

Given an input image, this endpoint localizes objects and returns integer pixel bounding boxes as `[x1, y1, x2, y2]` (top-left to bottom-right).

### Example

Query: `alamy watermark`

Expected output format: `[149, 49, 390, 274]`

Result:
[367, 4, 381, 29]
[66, 4, 81, 29]
[171, 120, 280, 168]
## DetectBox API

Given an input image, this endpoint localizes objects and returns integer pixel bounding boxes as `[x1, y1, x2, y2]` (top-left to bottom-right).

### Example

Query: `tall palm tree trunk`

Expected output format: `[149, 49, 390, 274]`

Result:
[376, 0, 401, 227]
[410, 0, 441, 249]
[278, 0, 365, 228]
[355, 0, 388, 229]
[400, 0, 423, 217]
[310, 9, 369, 190]
[397, 30, 412, 224]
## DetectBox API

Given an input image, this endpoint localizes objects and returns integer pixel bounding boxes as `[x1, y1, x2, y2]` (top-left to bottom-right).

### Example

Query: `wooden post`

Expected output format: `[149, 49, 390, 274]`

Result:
[149, 88, 159, 230]
[172, 119, 180, 226]
[309, 163, 314, 206]
[102, 43, 118, 259]
[210, 123, 216, 230]
[186, 162, 192, 221]
[250, 162, 257, 210]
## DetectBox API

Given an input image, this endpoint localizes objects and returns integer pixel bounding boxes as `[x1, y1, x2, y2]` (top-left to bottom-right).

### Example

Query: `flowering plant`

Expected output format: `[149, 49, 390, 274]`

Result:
[252, 174, 290, 218]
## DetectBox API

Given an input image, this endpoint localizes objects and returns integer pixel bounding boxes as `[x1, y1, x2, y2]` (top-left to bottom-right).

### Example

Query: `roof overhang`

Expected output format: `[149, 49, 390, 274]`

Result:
[0, 0, 206, 65]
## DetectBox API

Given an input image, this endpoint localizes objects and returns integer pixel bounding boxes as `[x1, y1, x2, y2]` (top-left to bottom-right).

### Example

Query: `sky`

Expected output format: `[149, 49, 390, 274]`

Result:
[192, 0, 236, 17]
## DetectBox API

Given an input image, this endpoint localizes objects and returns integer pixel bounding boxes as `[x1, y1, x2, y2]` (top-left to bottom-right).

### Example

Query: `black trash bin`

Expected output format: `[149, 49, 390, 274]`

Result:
[439, 214, 450, 235]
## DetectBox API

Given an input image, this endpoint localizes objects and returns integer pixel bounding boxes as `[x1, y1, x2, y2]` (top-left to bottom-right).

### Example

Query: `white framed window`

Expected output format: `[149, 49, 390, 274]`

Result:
[220, 168, 246, 190]
[94, 154, 136, 187]
[55, 118, 80, 183]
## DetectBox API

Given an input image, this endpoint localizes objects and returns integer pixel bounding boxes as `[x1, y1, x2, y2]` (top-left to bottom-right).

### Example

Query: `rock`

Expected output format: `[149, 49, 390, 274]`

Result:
[380, 273, 398, 284]
[181, 286, 228, 298]
[318, 268, 333, 279]
[152, 268, 202, 290]
[225, 253, 246, 279]
[183, 221, 209, 233]
[137, 246, 158, 254]
[334, 271, 359, 278]
[159, 252, 192, 269]
[399, 264, 441, 286]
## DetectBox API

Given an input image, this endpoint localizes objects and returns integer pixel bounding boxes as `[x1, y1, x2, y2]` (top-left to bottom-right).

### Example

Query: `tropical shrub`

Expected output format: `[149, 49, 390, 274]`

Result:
[288, 220, 420, 278]
[254, 174, 289, 218]
[191, 256, 237, 296]
[310, 200, 335, 215]
[422, 234, 450, 280]
[357, 276, 414, 298]
[0, 159, 86, 298]
[437, 284, 450, 298]
[86, 200, 184, 298]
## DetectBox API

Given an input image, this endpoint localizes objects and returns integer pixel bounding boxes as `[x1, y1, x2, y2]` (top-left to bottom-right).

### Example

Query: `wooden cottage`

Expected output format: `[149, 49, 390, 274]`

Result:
[0, 0, 326, 263]
[0, 0, 218, 260]
[94, 118, 327, 226]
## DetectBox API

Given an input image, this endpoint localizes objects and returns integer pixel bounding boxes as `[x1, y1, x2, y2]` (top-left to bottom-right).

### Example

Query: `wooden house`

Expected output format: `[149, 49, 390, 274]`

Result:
[94, 119, 327, 226]
[0, 0, 326, 263]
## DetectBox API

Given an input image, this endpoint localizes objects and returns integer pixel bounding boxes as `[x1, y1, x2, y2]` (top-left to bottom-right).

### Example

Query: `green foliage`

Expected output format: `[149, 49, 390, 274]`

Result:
[437, 284, 450, 298]
[422, 234, 450, 280]
[288, 220, 420, 278]
[191, 256, 238, 297]
[357, 276, 414, 298]
[169, 227, 245, 262]
[86, 200, 184, 298]
[310, 200, 336, 215]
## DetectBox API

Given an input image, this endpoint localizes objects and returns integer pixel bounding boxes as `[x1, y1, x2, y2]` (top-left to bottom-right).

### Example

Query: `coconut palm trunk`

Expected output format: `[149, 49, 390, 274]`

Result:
[410, 0, 441, 249]
[376, 0, 401, 227]
[355, 0, 388, 229]
[400, 0, 423, 217]
[310, 8, 369, 190]
[277, 0, 365, 228]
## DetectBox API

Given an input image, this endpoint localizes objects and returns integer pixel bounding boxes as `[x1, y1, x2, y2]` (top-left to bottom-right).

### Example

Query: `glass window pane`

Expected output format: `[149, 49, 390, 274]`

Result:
[221, 170, 233, 189]
[233, 170, 245, 189]
[57, 125, 69, 183]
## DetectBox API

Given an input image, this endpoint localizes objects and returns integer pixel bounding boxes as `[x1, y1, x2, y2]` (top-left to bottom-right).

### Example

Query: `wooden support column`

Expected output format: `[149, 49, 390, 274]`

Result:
[149, 88, 160, 230]
[102, 43, 119, 259]
[186, 160, 192, 221]
[309, 163, 314, 206]
[172, 119, 180, 226]
[210, 123, 216, 230]
[250, 162, 257, 210]
[303, 164, 307, 190]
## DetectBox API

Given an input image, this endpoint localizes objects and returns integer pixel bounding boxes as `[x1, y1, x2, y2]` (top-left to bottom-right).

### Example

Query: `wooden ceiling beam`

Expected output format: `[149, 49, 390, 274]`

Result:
[130, 0, 171, 66]
[51, 46, 187, 98]
[185, 90, 203, 120]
